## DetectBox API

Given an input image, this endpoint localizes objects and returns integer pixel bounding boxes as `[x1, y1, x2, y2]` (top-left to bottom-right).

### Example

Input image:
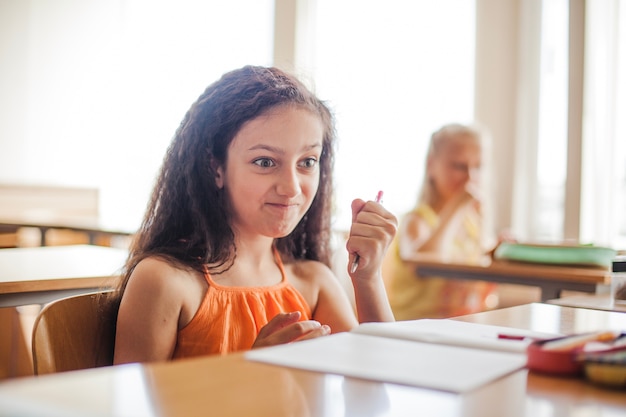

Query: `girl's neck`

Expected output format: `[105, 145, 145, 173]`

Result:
[233, 232, 275, 260]
[210, 234, 281, 287]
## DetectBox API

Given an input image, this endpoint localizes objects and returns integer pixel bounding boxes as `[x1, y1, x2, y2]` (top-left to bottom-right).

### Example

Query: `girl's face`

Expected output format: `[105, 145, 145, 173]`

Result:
[428, 134, 481, 201]
[216, 106, 324, 240]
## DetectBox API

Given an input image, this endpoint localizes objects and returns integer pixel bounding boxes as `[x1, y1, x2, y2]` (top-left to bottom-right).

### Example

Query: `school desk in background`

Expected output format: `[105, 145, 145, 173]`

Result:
[408, 242, 615, 302]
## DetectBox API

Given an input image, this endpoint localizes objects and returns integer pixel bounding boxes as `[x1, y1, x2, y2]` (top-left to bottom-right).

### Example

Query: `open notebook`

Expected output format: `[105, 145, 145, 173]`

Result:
[352, 319, 559, 353]
[245, 319, 561, 393]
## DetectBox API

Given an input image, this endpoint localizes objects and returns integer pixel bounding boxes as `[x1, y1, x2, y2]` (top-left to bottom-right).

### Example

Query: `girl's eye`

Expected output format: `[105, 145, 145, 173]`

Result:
[451, 162, 468, 172]
[253, 158, 275, 168]
[299, 157, 318, 169]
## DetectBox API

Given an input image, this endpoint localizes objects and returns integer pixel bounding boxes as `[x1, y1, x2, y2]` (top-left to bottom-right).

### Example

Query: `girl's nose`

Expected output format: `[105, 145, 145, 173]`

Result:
[276, 167, 301, 197]
[468, 167, 481, 183]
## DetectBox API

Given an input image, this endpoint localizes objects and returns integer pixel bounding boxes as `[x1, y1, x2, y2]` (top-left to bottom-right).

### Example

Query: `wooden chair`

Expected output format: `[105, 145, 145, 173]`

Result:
[32, 291, 116, 375]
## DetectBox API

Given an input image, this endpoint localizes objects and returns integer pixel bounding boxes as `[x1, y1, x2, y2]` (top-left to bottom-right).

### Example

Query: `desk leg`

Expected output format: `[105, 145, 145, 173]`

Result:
[540, 285, 562, 302]
[38, 227, 49, 246]
[595, 283, 611, 295]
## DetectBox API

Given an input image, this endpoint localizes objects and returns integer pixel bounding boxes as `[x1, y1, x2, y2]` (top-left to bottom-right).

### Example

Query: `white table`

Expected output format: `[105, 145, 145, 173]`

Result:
[0, 245, 127, 307]
[1, 304, 625, 417]
[547, 294, 626, 313]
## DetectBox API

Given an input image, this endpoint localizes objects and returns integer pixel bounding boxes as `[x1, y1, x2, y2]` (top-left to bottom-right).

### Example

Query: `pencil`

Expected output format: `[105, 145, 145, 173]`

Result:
[541, 331, 618, 351]
[350, 191, 384, 274]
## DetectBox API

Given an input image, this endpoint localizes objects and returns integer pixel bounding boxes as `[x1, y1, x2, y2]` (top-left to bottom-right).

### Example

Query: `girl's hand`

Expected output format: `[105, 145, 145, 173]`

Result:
[464, 180, 482, 202]
[251, 311, 331, 349]
[441, 186, 480, 219]
[347, 197, 398, 277]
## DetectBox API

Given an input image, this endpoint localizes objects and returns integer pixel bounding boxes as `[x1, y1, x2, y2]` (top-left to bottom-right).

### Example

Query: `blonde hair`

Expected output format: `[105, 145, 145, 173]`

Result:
[416, 122, 494, 244]
[418, 124, 482, 205]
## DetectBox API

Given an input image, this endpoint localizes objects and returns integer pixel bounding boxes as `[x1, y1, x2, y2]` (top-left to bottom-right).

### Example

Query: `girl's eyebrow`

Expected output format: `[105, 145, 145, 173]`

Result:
[247, 144, 283, 154]
[247, 143, 322, 154]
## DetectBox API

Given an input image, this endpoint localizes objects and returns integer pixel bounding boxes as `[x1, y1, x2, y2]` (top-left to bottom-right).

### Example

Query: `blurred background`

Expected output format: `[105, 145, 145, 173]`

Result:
[1, 0, 624, 248]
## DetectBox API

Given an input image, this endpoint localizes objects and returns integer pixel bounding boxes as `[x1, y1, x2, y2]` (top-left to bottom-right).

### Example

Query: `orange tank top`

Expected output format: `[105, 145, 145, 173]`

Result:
[172, 250, 312, 359]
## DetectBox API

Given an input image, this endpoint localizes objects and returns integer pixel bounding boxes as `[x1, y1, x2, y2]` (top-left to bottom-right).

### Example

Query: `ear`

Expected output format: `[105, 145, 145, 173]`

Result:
[215, 167, 224, 189]
[211, 158, 225, 189]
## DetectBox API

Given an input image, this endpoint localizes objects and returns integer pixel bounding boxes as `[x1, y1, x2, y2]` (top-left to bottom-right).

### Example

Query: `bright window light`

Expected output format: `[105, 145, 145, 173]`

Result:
[308, 0, 476, 230]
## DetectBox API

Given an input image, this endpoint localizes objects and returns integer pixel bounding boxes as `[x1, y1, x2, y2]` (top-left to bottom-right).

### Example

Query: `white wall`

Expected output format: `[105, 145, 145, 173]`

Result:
[0, 0, 274, 231]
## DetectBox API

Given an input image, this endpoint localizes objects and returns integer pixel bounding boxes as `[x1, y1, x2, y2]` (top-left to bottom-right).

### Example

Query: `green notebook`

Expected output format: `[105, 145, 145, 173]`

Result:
[494, 242, 616, 268]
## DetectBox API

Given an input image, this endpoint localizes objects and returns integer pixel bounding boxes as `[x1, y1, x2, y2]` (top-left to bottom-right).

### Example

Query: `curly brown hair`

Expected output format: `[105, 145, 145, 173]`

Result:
[108, 65, 336, 312]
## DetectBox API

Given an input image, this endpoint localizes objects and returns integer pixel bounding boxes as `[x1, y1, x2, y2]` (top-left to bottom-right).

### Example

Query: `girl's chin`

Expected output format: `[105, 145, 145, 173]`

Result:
[270, 224, 300, 239]
[273, 229, 297, 239]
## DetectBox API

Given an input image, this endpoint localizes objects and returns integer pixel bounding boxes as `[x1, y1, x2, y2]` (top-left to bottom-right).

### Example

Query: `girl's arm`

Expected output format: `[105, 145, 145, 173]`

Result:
[400, 190, 478, 257]
[346, 198, 397, 323]
[114, 258, 185, 364]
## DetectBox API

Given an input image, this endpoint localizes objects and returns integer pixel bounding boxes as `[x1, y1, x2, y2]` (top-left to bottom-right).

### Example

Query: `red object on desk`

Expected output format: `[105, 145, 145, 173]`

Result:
[498, 334, 528, 341]
[526, 337, 585, 376]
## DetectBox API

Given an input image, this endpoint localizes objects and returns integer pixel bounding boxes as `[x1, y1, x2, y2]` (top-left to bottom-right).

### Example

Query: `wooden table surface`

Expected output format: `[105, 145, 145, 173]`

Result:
[408, 255, 611, 302]
[0, 303, 625, 417]
[0, 245, 127, 307]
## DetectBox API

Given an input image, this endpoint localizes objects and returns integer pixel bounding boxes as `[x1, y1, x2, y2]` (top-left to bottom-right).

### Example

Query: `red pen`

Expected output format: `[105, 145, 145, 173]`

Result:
[350, 191, 384, 274]
[498, 334, 529, 341]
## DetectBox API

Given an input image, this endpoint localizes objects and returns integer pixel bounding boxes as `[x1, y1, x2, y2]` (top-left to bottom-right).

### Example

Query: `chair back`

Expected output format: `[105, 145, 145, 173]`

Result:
[32, 291, 116, 375]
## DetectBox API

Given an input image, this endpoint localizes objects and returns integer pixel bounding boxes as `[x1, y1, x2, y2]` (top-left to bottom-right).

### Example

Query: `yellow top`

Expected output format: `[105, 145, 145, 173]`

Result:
[383, 203, 495, 320]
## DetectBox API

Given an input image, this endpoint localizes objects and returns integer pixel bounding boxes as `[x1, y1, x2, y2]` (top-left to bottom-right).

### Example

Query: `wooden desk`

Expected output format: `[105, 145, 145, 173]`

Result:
[0, 215, 134, 246]
[0, 303, 624, 417]
[409, 256, 611, 302]
[0, 184, 135, 246]
[0, 245, 127, 307]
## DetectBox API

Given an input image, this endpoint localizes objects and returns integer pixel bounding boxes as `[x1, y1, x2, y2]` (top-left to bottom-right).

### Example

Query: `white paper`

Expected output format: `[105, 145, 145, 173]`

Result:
[245, 332, 528, 393]
[352, 319, 562, 353]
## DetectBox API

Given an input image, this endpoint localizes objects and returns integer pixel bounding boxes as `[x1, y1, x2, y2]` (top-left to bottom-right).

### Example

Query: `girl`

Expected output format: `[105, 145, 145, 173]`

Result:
[383, 123, 497, 320]
[112, 66, 397, 364]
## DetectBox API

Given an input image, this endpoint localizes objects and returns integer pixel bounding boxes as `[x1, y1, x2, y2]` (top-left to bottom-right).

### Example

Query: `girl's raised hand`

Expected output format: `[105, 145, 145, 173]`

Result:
[251, 311, 331, 349]
[347, 195, 397, 277]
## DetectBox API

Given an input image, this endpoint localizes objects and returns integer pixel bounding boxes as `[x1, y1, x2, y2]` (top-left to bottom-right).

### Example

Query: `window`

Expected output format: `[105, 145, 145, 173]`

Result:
[0, 0, 274, 230]
[6, 1, 623, 249]
[535, 0, 569, 241]
[580, 0, 626, 248]
[306, 0, 476, 230]
[529, 0, 625, 249]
